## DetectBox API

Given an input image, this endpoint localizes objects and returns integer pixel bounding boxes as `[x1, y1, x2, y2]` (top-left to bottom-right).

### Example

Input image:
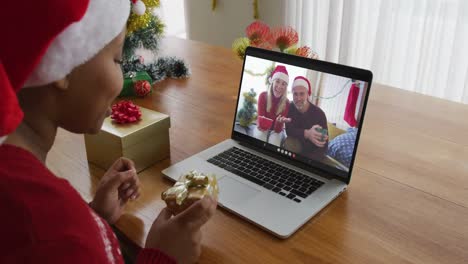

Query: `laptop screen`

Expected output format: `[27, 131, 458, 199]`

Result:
[233, 48, 372, 181]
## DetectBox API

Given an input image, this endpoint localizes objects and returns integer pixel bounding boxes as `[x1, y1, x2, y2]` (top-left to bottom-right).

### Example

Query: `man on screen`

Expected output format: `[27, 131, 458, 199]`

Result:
[284, 76, 329, 161]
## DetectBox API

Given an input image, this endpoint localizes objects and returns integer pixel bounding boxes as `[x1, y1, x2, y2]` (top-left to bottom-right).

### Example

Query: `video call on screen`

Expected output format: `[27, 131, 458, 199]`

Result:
[234, 55, 369, 175]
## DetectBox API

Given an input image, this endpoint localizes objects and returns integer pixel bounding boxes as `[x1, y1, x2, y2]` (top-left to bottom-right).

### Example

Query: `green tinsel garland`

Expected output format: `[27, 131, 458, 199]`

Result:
[123, 17, 165, 60]
[122, 56, 191, 84]
[122, 2, 190, 86]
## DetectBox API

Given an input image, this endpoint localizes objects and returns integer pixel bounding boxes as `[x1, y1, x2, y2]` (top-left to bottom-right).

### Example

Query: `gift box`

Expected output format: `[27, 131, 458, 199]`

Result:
[162, 170, 218, 215]
[258, 116, 273, 130]
[119, 71, 152, 97]
[84, 106, 170, 172]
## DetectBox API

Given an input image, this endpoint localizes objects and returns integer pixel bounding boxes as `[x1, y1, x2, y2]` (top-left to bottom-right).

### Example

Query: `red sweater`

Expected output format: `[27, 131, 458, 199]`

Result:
[257, 91, 289, 133]
[0, 144, 175, 264]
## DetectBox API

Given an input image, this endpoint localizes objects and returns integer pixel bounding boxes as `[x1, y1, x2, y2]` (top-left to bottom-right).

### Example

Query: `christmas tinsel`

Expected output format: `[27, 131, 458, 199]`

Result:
[123, 17, 165, 60]
[122, 57, 191, 83]
[126, 0, 161, 33]
[123, 0, 190, 86]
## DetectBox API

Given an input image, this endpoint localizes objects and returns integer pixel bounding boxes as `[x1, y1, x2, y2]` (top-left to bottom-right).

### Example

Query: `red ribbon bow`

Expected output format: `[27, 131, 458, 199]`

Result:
[111, 100, 142, 124]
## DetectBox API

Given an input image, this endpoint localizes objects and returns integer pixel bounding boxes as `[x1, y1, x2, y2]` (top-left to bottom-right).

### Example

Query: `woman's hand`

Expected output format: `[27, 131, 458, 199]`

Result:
[90, 157, 140, 224]
[145, 197, 217, 264]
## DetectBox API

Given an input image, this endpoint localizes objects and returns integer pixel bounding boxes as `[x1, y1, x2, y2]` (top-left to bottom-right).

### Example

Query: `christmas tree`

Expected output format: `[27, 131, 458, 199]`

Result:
[122, 0, 190, 84]
[237, 89, 258, 127]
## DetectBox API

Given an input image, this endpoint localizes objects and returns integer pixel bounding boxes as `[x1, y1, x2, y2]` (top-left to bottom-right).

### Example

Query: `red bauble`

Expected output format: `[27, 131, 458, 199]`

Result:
[111, 100, 142, 124]
[134, 80, 151, 97]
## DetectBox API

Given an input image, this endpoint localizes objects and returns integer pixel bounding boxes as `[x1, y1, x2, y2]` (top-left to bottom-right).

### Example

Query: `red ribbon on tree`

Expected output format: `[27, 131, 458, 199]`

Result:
[111, 100, 142, 124]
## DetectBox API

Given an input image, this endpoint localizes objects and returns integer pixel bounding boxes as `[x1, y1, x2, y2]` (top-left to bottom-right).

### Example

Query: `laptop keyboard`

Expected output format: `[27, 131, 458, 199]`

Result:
[207, 147, 324, 203]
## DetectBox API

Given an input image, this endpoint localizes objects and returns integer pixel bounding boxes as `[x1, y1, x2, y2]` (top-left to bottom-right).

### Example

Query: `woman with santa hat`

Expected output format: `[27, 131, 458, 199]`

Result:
[255, 65, 291, 146]
[0, 1, 216, 263]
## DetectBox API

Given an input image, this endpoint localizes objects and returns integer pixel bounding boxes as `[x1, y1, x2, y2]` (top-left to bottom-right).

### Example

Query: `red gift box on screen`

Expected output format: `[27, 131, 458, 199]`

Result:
[258, 116, 273, 130]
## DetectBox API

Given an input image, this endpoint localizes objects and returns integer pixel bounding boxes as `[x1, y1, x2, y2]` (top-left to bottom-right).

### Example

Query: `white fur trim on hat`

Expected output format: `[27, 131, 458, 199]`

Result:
[271, 72, 289, 84]
[24, 0, 130, 87]
[292, 79, 309, 90]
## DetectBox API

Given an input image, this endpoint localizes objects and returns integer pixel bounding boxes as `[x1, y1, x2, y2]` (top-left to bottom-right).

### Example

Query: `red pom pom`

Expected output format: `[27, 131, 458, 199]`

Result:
[134, 80, 151, 97]
[111, 100, 142, 124]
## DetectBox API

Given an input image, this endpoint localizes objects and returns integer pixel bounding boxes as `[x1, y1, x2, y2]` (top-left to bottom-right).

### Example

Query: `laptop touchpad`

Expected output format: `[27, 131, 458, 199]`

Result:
[218, 176, 260, 204]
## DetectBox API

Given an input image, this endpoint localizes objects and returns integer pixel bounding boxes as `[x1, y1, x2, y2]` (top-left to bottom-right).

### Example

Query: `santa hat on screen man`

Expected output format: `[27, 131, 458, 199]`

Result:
[0, 0, 131, 143]
[292, 76, 312, 96]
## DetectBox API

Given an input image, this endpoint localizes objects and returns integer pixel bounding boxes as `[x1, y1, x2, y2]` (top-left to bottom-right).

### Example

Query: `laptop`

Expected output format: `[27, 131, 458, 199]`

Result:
[162, 46, 373, 238]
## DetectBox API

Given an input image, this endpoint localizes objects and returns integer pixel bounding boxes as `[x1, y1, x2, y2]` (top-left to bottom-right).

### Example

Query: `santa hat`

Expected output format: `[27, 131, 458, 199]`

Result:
[292, 76, 312, 96]
[269, 65, 289, 84]
[0, 0, 130, 142]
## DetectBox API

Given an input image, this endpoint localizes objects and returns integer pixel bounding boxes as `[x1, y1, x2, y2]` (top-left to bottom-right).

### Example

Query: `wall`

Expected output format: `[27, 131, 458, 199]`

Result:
[184, 0, 285, 48]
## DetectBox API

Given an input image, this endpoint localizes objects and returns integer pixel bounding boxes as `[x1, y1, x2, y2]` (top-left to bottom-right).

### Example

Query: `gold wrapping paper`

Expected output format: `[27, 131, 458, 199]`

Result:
[162, 170, 219, 215]
[84, 107, 170, 173]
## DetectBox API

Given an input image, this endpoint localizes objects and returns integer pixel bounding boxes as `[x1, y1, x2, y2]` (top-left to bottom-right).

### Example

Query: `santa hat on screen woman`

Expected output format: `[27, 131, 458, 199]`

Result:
[267, 65, 289, 115]
[0, 0, 131, 144]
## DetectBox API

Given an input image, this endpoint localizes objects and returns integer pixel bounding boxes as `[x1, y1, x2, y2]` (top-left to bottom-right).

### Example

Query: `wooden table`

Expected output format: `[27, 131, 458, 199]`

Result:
[48, 37, 468, 263]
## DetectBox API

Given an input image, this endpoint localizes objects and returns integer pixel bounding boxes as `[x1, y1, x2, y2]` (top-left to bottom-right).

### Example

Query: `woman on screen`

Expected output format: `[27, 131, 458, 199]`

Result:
[255, 65, 291, 146]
